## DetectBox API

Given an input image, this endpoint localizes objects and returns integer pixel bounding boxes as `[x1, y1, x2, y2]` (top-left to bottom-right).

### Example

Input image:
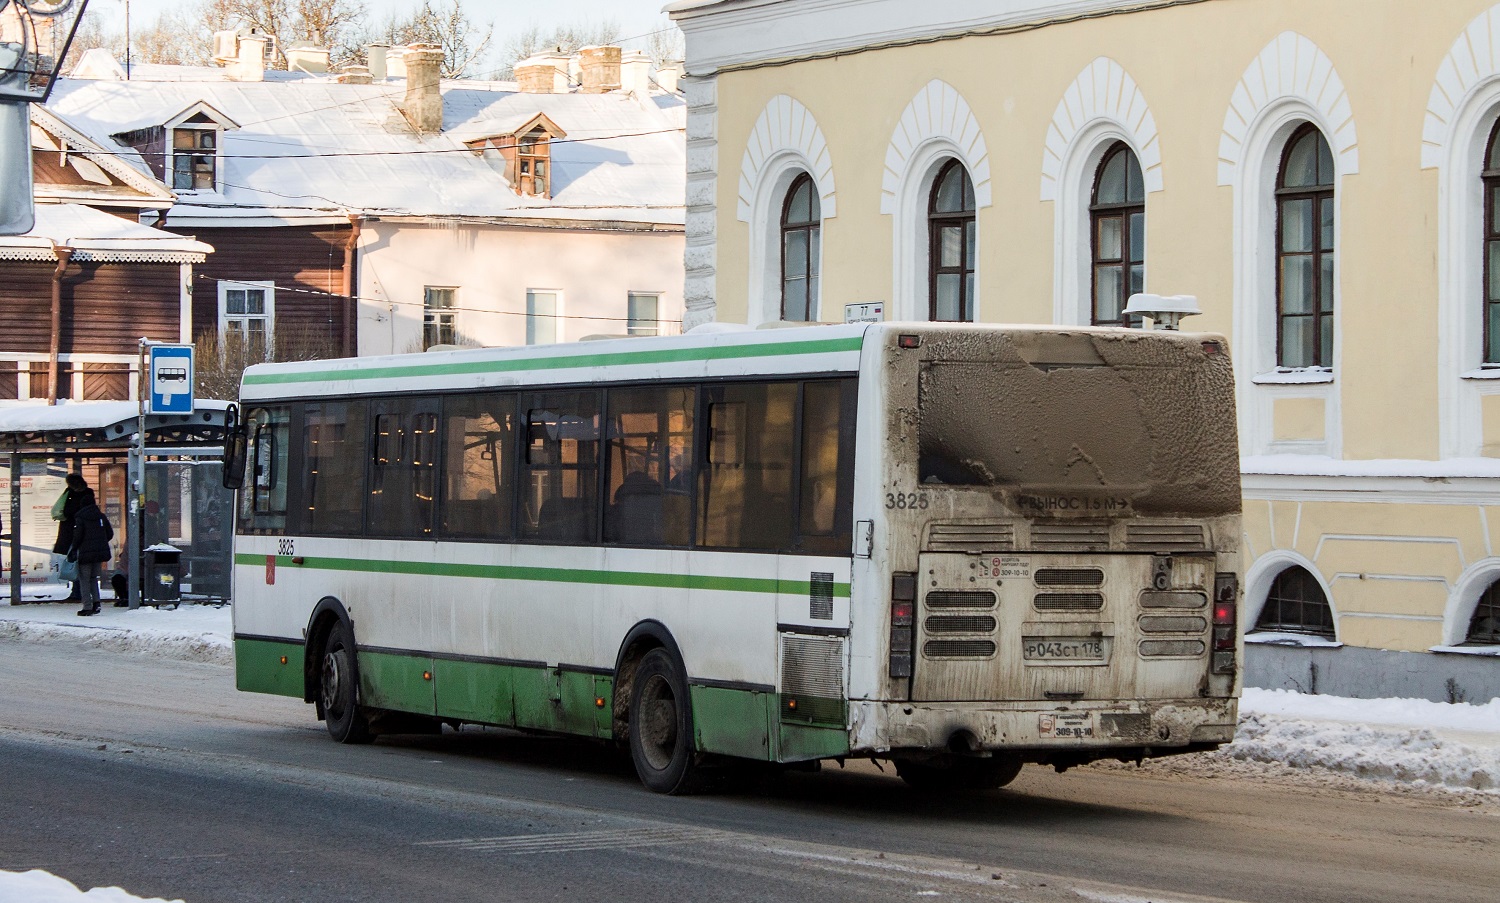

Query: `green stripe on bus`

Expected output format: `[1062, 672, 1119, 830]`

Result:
[234, 553, 851, 598]
[242, 336, 865, 386]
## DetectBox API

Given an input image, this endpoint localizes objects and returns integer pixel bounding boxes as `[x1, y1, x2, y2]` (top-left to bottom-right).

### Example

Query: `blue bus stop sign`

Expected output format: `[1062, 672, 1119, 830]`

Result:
[148, 345, 194, 414]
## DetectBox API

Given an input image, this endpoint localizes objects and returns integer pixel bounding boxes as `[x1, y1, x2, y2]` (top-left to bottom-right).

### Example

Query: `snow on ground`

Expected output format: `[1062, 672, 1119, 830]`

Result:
[0, 601, 1496, 796]
[0, 601, 231, 665]
[0, 869, 182, 902]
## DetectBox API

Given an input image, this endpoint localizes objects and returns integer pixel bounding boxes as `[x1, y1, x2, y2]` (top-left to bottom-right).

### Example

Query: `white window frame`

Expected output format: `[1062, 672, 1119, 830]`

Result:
[218, 280, 275, 355]
[526, 290, 562, 345]
[168, 123, 223, 194]
[1442, 559, 1500, 648]
[627, 292, 661, 337]
[424, 286, 458, 348]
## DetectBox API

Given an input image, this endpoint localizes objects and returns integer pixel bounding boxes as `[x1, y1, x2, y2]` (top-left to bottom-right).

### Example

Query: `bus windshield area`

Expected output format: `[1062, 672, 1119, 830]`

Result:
[916, 330, 1240, 517]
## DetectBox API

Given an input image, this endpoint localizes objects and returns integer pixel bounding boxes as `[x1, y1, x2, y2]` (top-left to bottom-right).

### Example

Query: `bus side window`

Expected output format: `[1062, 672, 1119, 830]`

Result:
[604, 385, 695, 547]
[699, 383, 795, 551]
[797, 378, 857, 554]
[521, 391, 601, 544]
[367, 400, 439, 538]
[440, 393, 516, 540]
[241, 406, 289, 532]
[302, 401, 368, 536]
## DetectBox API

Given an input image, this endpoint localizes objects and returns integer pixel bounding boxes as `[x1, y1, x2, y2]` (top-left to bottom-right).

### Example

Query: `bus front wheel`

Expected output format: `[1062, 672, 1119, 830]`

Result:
[320, 620, 374, 744]
[628, 648, 700, 794]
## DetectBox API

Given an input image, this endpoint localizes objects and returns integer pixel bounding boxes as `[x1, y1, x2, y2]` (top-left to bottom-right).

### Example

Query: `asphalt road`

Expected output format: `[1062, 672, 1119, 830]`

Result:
[1, 634, 1496, 903]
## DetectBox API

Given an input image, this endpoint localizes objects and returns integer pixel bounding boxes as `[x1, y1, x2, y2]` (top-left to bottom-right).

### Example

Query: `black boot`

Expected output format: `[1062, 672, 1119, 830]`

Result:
[76, 608, 95, 617]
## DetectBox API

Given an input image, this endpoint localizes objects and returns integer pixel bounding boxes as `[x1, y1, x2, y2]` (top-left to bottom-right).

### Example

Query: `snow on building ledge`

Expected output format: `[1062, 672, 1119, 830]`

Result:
[0, 204, 212, 264]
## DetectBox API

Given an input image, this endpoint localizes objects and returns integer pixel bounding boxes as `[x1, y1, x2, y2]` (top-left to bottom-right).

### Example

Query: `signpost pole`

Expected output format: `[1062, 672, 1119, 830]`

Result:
[7, 449, 20, 606]
[130, 339, 147, 610]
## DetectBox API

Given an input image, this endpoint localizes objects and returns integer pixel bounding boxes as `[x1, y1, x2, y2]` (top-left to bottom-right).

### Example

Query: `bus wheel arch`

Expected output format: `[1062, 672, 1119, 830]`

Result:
[304, 596, 353, 707]
[613, 621, 701, 793]
[611, 620, 685, 740]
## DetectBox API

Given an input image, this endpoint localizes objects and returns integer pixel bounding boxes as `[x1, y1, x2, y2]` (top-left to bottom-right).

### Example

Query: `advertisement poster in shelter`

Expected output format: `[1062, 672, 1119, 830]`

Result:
[0, 464, 68, 589]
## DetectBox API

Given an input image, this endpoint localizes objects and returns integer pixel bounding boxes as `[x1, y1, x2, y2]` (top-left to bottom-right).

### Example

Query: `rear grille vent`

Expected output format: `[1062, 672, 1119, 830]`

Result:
[925, 615, 998, 634]
[1139, 615, 1207, 634]
[925, 591, 997, 609]
[927, 522, 1016, 552]
[1139, 639, 1207, 657]
[1140, 591, 1208, 610]
[1031, 523, 1110, 550]
[1035, 568, 1104, 587]
[1127, 523, 1206, 551]
[1034, 592, 1105, 611]
[780, 634, 845, 726]
[923, 640, 997, 658]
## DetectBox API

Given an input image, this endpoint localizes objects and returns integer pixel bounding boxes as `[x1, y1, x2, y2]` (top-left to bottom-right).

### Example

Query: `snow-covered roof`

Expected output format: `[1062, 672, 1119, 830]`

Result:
[29, 106, 176, 209]
[46, 66, 687, 227]
[0, 204, 212, 263]
[0, 399, 231, 435]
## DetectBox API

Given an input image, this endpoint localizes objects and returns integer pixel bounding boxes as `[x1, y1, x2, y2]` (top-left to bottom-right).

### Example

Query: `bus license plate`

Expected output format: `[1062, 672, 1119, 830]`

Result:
[1040, 712, 1095, 739]
[1023, 636, 1108, 663]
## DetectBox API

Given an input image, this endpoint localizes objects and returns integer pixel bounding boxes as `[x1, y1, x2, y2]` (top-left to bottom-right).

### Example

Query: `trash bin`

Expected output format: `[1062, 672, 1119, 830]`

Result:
[144, 543, 182, 606]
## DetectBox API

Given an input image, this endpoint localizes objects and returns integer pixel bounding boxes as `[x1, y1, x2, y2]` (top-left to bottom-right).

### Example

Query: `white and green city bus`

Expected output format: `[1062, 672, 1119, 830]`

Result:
[228, 322, 1243, 793]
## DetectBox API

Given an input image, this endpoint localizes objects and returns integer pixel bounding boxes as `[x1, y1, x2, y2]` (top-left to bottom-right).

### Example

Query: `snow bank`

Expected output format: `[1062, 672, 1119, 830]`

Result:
[1222, 712, 1500, 792]
[0, 604, 231, 665]
[0, 870, 183, 903]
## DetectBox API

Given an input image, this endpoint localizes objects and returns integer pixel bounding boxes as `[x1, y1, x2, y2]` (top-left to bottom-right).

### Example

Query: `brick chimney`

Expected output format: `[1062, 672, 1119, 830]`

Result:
[515, 52, 570, 94]
[578, 45, 622, 94]
[399, 43, 444, 133]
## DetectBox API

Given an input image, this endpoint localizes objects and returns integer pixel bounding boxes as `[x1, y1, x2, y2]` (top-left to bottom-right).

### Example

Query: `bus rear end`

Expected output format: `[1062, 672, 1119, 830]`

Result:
[853, 324, 1241, 782]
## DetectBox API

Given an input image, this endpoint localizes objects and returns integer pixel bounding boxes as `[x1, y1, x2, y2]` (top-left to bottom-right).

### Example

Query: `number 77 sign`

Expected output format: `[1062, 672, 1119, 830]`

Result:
[149, 344, 194, 414]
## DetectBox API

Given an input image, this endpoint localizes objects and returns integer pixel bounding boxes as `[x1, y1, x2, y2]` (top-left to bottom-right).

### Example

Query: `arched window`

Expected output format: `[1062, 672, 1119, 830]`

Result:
[1091, 143, 1145, 327]
[781, 173, 821, 321]
[928, 160, 976, 322]
[1276, 125, 1336, 369]
[1255, 565, 1335, 638]
[1483, 121, 1500, 365]
[1464, 580, 1500, 645]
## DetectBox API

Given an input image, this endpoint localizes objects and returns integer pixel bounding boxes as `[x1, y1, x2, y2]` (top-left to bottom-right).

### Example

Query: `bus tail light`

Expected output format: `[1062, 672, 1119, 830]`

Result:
[890, 572, 916, 679]
[1212, 573, 1238, 675]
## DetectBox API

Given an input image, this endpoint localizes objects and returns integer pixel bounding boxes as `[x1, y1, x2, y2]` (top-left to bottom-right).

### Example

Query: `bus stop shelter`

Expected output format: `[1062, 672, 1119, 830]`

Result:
[1, 400, 235, 609]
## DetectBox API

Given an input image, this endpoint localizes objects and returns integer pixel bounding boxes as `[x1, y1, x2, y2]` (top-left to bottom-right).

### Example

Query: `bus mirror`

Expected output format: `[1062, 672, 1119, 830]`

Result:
[222, 404, 249, 490]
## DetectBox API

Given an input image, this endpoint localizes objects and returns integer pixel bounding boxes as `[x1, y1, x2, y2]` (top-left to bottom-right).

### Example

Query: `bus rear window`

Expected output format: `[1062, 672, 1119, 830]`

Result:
[916, 332, 1240, 516]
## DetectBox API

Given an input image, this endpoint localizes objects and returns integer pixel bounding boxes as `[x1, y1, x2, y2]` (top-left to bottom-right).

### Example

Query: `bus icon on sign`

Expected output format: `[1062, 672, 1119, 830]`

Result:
[148, 345, 194, 414]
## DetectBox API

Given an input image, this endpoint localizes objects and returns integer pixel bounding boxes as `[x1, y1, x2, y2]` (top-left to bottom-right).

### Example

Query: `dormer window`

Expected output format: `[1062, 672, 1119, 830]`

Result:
[465, 113, 566, 200]
[517, 129, 549, 197]
[172, 124, 218, 191]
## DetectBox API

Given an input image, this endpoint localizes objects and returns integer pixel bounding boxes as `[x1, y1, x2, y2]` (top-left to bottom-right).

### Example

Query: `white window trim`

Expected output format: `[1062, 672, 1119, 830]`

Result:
[423, 286, 459, 347]
[218, 279, 274, 348]
[1244, 549, 1341, 643]
[737, 95, 835, 326]
[627, 291, 662, 336]
[1042, 58, 1164, 326]
[526, 289, 563, 345]
[881, 80, 992, 322]
[1442, 557, 1500, 647]
[1220, 34, 1357, 459]
[167, 123, 224, 195]
[1423, 6, 1500, 458]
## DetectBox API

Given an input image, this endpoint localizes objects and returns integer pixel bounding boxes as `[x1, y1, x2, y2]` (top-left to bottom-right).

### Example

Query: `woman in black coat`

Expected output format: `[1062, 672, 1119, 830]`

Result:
[68, 495, 113, 616]
[52, 474, 93, 601]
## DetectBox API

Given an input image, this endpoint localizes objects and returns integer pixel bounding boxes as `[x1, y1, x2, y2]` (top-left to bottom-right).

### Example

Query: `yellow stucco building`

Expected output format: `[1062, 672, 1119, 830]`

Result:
[670, 0, 1500, 701]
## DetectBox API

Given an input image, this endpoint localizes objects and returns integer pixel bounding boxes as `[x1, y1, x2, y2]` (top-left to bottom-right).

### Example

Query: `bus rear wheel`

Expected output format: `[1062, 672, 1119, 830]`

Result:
[320, 620, 373, 744]
[896, 755, 1022, 792]
[628, 648, 700, 794]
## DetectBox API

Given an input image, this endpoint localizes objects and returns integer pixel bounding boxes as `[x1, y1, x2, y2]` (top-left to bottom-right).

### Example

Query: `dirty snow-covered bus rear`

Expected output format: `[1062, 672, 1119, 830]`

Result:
[228, 322, 1242, 793]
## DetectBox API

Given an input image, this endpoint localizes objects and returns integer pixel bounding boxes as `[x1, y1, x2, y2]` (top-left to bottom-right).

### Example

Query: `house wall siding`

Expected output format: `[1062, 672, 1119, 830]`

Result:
[174, 224, 353, 355]
[0, 261, 183, 355]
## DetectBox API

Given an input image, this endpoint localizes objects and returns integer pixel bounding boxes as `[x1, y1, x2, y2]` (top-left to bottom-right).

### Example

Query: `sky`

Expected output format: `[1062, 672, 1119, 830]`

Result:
[83, 0, 677, 52]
